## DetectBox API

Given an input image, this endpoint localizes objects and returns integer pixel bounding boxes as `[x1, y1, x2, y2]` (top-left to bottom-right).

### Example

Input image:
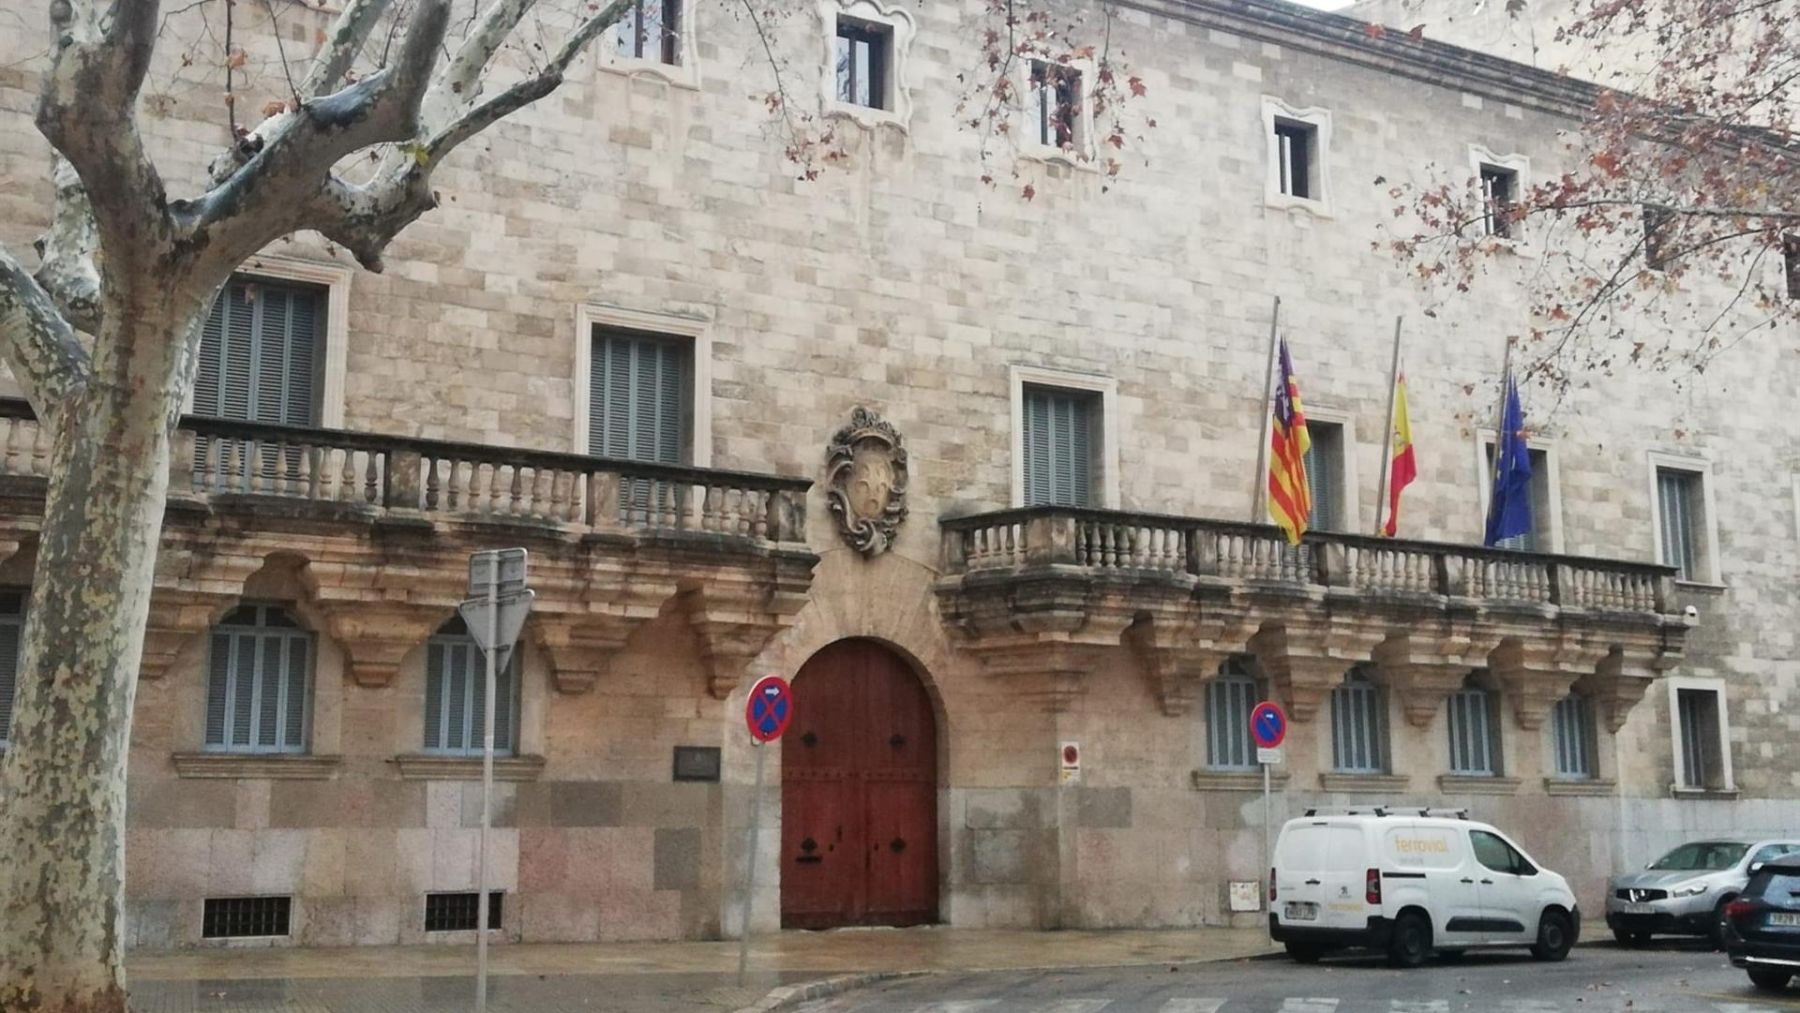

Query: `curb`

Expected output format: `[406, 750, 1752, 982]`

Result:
[733, 971, 929, 1013]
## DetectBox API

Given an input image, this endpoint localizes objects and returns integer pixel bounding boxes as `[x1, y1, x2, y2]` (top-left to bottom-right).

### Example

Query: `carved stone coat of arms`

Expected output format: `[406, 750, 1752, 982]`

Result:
[826, 406, 909, 556]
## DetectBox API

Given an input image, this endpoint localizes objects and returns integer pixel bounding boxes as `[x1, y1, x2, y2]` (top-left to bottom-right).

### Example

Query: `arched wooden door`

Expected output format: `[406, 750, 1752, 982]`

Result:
[781, 639, 939, 929]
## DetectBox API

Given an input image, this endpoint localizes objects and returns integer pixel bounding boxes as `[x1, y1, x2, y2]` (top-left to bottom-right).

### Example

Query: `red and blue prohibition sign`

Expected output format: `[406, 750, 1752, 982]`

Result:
[745, 675, 793, 744]
[1250, 701, 1288, 750]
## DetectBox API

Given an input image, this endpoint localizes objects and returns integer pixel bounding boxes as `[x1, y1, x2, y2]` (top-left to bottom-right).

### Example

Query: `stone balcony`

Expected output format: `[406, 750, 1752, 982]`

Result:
[936, 506, 1692, 731]
[0, 400, 816, 698]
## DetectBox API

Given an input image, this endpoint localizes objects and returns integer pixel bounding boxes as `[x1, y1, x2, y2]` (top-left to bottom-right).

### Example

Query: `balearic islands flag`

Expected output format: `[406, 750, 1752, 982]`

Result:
[1383, 371, 1417, 537]
[1266, 339, 1312, 544]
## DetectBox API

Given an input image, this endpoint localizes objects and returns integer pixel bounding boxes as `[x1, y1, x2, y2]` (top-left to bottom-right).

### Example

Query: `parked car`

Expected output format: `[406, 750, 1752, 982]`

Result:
[1724, 857, 1800, 992]
[1269, 807, 1579, 968]
[1605, 839, 1800, 947]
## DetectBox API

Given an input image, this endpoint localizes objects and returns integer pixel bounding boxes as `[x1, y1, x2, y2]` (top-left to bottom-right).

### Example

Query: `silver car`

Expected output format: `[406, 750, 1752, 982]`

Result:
[1606, 840, 1800, 946]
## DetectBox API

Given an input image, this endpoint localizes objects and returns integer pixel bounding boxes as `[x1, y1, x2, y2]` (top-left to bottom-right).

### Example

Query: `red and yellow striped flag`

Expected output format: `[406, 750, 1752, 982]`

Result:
[1267, 339, 1312, 544]
[1383, 372, 1417, 537]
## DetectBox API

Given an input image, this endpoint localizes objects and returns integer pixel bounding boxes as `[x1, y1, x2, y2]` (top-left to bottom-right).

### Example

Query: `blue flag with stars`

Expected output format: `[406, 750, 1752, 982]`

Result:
[1484, 375, 1533, 547]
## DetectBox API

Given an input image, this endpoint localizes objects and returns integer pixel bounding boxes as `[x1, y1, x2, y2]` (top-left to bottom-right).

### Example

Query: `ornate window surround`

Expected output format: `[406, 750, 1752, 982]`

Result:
[817, 0, 916, 132]
[1261, 96, 1334, 218]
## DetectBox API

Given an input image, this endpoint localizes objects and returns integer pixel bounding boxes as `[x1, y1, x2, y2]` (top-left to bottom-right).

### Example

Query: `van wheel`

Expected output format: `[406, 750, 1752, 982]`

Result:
[1709, 896, 1735, 949]
[1530, 909, 1574, 962]
[1747, 968, 1793, 991]
[1285, 942, 1325, 964]
[1387, 912, 1431, 968]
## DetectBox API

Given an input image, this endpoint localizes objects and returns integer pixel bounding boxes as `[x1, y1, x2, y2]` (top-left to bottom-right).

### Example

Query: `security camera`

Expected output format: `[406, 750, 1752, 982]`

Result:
[1683, 605, 1699, 620]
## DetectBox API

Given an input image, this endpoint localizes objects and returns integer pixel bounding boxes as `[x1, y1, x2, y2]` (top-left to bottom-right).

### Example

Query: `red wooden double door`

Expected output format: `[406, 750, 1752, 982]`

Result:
[780, 639, 939, 929]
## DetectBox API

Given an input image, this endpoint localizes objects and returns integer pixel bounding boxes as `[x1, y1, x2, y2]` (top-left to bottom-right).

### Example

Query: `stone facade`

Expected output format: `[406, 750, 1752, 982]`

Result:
[0, 0, 1793, 949]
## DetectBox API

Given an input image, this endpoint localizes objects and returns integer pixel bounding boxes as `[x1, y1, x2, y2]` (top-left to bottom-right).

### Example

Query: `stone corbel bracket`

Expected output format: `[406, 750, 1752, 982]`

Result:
[1488, 630, 1612, 730]
[312, 600, 447, 687]
[1578, 638, 1683, 733]
[1372, 625, 1500, 728]
[1249, 615, 1388, 723]
[1125, 609, 1261, 717]
[682, 568, 812, 700]
[140, 590, 237, 680]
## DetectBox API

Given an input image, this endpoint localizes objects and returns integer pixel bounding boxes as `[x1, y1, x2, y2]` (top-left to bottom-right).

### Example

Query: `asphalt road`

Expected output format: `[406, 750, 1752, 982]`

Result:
[793, 940, 1800, 1013]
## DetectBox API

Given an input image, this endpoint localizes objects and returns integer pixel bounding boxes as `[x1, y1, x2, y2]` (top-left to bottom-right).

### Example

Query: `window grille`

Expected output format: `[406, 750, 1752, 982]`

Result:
[1447, 677, 1499, 775]
[1331, 668, 1386, 773]
[204, 605, 312, 754]
[1022, 386, 1095, 508]
[424, 891, 504, 932]
[1550, 693, 1596, 778]
[1205, 659, 1262, 770]
[202, 896, 292, 938]
[424, 615, 518, 756]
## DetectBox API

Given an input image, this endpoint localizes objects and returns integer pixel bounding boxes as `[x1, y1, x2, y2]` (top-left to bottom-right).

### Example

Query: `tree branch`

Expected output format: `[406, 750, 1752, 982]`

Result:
[420, 0, 538, 137]
[302, 0, 394, 98]
[0, 243, 92, 417]
[31, 156, 102, 334]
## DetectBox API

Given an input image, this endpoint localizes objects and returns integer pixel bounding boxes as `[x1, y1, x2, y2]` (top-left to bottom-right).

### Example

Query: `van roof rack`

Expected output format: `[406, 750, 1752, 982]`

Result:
[1303, 806, 1471, 820]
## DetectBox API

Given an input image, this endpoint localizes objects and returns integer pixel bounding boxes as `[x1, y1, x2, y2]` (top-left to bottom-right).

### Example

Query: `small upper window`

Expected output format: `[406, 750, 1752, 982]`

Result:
[834, 18, 891, 109]
[1273, 119, 1317, 200]
[1478, 164, 1519, 239]
[1028, 61, 1082, 151]
[205, 604, 313, 754]
[610, 0, 681, 64]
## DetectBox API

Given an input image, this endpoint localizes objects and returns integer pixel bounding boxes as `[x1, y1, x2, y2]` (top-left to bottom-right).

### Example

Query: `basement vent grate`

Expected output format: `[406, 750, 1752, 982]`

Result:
[202, 896, 292, 938]
[424, 891, 504, 932]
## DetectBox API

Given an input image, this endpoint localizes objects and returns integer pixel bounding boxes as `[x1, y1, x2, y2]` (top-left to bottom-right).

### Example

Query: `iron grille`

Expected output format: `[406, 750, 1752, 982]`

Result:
[424, 891, 504, 932]
[202, 896, 292, 938]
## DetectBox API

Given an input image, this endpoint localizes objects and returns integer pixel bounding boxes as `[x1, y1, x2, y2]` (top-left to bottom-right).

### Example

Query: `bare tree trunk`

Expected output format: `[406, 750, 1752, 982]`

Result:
[0, 336, 179, 1012]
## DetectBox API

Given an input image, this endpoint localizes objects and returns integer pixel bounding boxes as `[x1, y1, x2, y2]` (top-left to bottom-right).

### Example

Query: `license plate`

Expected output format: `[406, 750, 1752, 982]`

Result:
[1770, 912, 1800, 927]
[1285, 902, 1318, 921]
[1624, 903, 1654, 915]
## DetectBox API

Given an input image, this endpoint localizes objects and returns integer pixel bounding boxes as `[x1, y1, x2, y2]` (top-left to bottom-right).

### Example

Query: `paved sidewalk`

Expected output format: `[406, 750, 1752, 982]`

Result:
[126, 926, 1277, 1012]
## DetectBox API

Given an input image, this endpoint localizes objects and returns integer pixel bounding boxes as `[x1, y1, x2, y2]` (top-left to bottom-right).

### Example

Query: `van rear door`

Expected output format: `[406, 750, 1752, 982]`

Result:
[1277, 821, 1368, 931]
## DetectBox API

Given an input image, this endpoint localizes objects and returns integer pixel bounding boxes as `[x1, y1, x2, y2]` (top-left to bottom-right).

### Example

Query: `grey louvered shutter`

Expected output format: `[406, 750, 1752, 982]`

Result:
[0, 608, 20, 747]
[447, 644, 470, 752]
[257, 635, 283, 747]
[230, 634, 257, 747]
[468, 648, 488, 754]
[652, 341, 685, 465]
[197, 280, 320, 426]
[196, 293, 227, 417]
[1066, 395, 1091, 507]
[424, 642, 446, 750]
[222, 287, 256, 422]
[282, 290, 319, 427]
[494, 653, 516, 754]
[1023, 390, 1051, 505]
[590, 330, 689, 463]
[204, 632, 230, 747]
[283, 637, 309, 750]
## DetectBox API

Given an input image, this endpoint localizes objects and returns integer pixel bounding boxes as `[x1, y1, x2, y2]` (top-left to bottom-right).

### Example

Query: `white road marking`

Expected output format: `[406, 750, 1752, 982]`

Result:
[1155, 1000, 1228, 1013]
[910, 1003, 1002, 1013]
[1278, 1000, 1340, 1012]
[1390, 1002, 1450, 1012]
[1027, 1001, 1114, 1013]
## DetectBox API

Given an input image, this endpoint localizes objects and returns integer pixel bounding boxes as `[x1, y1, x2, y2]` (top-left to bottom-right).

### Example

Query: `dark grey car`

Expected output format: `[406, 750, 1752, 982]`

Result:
[1607, 840, 1800, 946]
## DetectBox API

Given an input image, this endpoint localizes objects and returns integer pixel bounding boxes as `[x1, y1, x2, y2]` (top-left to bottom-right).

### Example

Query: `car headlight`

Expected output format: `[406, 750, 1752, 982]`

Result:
[1670, 883, 1708, 898]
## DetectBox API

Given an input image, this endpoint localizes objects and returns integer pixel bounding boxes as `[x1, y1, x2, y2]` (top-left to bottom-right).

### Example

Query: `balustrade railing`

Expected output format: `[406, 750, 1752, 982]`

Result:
[0, 400, 808, 543]
[942, 505, 1675, 613]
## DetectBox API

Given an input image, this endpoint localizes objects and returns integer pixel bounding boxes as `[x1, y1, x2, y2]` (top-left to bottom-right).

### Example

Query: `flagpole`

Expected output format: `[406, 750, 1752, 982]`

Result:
[1251, 296, 1282, 524]
[1374, 316, 1404, 536]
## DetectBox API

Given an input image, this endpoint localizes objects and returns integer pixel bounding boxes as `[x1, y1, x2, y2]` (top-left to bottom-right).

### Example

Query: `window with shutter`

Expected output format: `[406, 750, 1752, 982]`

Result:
[1021, 385, 1098, 508]
[197, 279, 323, 426]
[1656, 467, 1704, 581]
[0, 590, 25, 749]
[1303, 421, 1345, 532]
[1330, 667, 1387, 773]
[1204, 658, 1263, 770]
[589, 328, 693, 519]
[424, 615, 519, 756]
[203, 604, 312, 754]
[1447, 675, 1500, 776]
[1550, 693, 1596, 778]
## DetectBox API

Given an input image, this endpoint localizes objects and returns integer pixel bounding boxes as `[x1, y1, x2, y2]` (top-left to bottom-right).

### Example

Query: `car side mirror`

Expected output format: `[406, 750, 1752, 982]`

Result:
[1750, 863, 1764, 874]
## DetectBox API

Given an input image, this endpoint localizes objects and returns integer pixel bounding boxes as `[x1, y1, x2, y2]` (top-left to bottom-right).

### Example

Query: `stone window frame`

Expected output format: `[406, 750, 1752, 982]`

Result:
[1547, 691, 1599, 780]
[203, 603, 317, 756]
[1261, 96, 1334, 218]
[1472, 428, 1566, 554]
[817, 0, 916, 132]
[1008, 364, 1120, 510]
[1299, 404, 1360, 534]
[1666, 675, 1735, 794]
[181, 255, 352, 429]
[1647, 450, 1723, 586]
[1467, 144, 1531, 250]
[391, 614, 548, 781]
[596, 0, 701, 91]
[1445, 672, 1503, 777]
[1329, 665, 1389, 774]
[1202, 656, 1265, 771]
[572, 304, 713, 466]
[1014, 56, 1098, 168]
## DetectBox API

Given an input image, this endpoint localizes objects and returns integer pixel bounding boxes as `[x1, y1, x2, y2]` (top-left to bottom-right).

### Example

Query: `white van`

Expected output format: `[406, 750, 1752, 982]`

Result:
[1269, 807, 1580, 967]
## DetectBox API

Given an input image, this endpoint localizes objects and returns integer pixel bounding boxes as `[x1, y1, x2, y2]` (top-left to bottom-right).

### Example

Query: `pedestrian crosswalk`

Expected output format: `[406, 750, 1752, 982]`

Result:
[799, 996, 1789, 1013]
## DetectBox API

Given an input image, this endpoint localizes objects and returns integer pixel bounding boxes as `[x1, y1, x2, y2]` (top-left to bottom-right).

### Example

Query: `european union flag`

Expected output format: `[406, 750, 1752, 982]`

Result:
[1484, 376, 1533, 547]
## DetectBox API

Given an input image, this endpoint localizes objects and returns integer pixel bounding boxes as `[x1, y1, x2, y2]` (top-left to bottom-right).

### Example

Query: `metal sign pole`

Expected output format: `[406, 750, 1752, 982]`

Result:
[737, 741, 767, 986]
[475, 568, 497, 1013]
[1262, 759, 1272, 937]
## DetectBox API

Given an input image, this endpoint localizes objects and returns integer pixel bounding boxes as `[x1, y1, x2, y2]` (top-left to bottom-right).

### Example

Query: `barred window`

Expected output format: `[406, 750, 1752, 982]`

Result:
[1550, 693, 1596, 779]
[1330, 667, 1387, 774]
[204, 605, 312, 754]
[1447, 675, 1501, 776]
[1204, 658, 1263, 770]
[0, 589, 24, 749]
[424, 615, 518, 756]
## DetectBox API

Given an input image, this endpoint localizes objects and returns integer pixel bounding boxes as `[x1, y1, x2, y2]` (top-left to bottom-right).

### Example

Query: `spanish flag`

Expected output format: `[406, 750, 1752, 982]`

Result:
[1383, 372, 1417, 537]
[1267, 339, 1312, 544]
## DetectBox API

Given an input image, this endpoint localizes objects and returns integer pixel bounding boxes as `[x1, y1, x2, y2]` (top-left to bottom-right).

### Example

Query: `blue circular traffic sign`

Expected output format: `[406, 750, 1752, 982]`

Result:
[1250, 701, 1288, 749]
[746, 675, 793, 744]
